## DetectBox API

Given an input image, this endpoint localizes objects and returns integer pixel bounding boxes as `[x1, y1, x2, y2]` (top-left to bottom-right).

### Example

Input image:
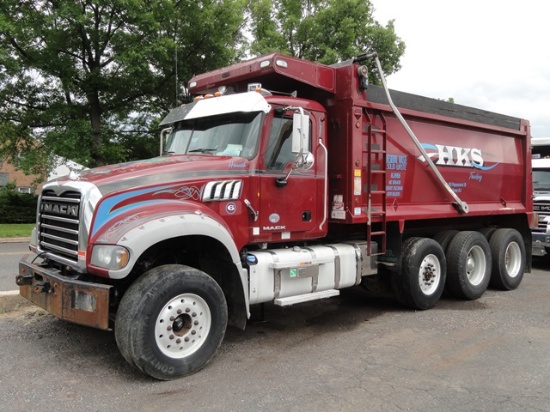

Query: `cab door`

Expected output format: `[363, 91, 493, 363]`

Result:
[257, 109, 325, 240]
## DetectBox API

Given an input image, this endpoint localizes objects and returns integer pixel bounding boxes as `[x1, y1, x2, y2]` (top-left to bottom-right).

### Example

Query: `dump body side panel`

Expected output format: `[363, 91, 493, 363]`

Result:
[326, 63, 531, 226]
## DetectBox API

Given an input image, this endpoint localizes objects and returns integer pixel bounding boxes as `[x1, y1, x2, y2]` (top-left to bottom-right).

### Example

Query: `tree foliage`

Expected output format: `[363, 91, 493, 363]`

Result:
[0, 0, 247, 169]
[0, 182, 38, 223]
[0, 0, 405, 175]
[249, 0, 405, 83]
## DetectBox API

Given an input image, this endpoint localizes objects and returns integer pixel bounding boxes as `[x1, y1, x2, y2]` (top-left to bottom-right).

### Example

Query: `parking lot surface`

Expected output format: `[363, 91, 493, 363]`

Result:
[1, 261, 549, 411]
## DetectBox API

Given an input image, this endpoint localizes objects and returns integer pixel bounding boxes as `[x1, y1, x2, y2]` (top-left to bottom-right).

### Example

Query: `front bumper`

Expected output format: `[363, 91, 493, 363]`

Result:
[16, 255, 112, 330]
[532, 233, 550, 257]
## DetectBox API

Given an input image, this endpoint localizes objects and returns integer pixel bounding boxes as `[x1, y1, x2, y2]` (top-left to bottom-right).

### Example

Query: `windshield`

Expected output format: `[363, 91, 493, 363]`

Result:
[533, 169, 550, 191]
[165, 111, 263, 158]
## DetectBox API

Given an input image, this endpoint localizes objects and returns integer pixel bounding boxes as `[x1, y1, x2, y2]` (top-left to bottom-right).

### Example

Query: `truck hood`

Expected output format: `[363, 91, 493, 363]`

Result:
[50, 155, 250, 195]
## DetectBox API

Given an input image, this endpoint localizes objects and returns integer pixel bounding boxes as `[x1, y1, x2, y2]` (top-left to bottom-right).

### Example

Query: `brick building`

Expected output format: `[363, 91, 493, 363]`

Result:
[0, 158, 45, 194]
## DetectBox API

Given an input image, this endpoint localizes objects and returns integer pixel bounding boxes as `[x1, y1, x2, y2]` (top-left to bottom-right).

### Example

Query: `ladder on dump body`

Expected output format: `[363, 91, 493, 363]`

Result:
[364, 108, 387, 256]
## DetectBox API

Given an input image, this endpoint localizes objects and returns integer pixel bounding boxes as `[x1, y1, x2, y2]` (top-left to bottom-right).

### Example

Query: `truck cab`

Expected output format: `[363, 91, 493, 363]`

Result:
[158, 90, 328, 244]
[531, 138, 550, 256]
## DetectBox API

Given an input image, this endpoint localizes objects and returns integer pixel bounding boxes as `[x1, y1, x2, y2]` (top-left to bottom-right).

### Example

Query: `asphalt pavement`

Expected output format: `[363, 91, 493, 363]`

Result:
[0, 238, 31, 312]
[1, 265, 549, 411]
[1, 237, 550, 411]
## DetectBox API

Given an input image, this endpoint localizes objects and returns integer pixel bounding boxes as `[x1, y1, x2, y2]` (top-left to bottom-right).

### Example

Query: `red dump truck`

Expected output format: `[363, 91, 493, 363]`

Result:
[16, 52, 534, 380]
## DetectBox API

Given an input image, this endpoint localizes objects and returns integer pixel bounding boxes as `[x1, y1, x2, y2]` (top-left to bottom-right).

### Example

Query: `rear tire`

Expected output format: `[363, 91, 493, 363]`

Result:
[479, 227, 497, 240]
[115, 264, 228, 380]
[433, 230, 459, 252]
[446, 231, 491, 300]
[489, 228, 526, 290]
[393, 237, 446, 310]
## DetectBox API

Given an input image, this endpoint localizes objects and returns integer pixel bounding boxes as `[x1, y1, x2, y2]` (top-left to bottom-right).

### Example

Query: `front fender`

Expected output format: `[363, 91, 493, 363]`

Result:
[132, 210, 250, 326]
[92, 206, 242, 275]
[88, 203, 248, 312]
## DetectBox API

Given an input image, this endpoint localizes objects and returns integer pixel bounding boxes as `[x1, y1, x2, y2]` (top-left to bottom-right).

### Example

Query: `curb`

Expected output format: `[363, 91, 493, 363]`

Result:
[0, 237, 30, 243]
[0, 290, 32, 313]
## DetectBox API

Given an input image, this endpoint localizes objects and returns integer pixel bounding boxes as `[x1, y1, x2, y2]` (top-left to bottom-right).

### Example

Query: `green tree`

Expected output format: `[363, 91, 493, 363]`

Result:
[248, 0, 405, 83]
[0, 0, 247, 169]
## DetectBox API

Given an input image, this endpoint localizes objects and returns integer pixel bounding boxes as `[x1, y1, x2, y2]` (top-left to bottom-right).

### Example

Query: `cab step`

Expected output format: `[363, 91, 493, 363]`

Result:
[274, 289, 340, 307]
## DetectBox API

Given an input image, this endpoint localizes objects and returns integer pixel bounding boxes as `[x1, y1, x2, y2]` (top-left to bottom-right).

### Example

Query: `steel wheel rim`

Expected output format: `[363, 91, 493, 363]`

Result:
[505, 242, 522, 278]
[466, 245, 486, 286]
[155, 293, 212, 359]
[419, 253, 441, 295]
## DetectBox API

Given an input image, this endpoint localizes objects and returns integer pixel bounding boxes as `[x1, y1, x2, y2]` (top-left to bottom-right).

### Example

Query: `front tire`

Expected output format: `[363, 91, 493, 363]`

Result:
[446, 231, 491, 300]
[393, 237, 446, 310]
[115, 264, 228, 380]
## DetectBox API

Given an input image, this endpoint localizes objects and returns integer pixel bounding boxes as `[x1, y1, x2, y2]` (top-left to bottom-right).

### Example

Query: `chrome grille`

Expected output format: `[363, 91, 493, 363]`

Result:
[533, 200, 550, 233]
[38, 189, 81, 262]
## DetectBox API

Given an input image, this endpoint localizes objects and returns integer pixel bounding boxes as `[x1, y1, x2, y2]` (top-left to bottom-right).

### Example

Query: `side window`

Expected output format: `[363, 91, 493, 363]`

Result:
[265, 115, 312, 171]
[266, 117, 293, 170]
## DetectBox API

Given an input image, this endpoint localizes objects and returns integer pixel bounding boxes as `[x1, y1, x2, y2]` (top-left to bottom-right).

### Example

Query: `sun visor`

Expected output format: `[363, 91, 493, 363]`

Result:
[159, 92, 271, 127]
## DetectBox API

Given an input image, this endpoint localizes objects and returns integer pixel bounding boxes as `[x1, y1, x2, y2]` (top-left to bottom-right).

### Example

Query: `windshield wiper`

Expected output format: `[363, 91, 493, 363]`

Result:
[188, 148, 217, 154]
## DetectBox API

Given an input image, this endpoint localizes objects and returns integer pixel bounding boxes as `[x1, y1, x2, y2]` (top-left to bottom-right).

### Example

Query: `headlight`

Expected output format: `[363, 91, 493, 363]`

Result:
[91, 245, 130, 270]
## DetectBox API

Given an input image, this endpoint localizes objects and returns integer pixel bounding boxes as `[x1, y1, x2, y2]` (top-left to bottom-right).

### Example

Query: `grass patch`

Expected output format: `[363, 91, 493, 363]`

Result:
[0, 223, 34, 238]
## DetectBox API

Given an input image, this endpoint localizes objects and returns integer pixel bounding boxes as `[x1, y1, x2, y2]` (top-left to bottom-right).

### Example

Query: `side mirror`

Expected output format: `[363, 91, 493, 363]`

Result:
[275, 151, 315, 187]
[291, 111, 310, 154]
[297, 151, 315, 170]
[276, 109, 313, 187]
[160, 127, 172, 155]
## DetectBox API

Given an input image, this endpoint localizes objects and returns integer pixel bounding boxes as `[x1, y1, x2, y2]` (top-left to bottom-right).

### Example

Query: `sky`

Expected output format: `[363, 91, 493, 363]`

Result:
[372, 0, 550, 138]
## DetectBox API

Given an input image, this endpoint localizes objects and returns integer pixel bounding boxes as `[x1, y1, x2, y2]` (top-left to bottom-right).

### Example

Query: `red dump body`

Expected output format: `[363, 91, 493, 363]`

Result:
[189, 53, 533, 232]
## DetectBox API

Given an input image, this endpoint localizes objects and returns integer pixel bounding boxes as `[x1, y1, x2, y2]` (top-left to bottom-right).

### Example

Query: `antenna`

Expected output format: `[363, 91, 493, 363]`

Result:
[174, 24, 179, 106]
[175, 38, 178, 105]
